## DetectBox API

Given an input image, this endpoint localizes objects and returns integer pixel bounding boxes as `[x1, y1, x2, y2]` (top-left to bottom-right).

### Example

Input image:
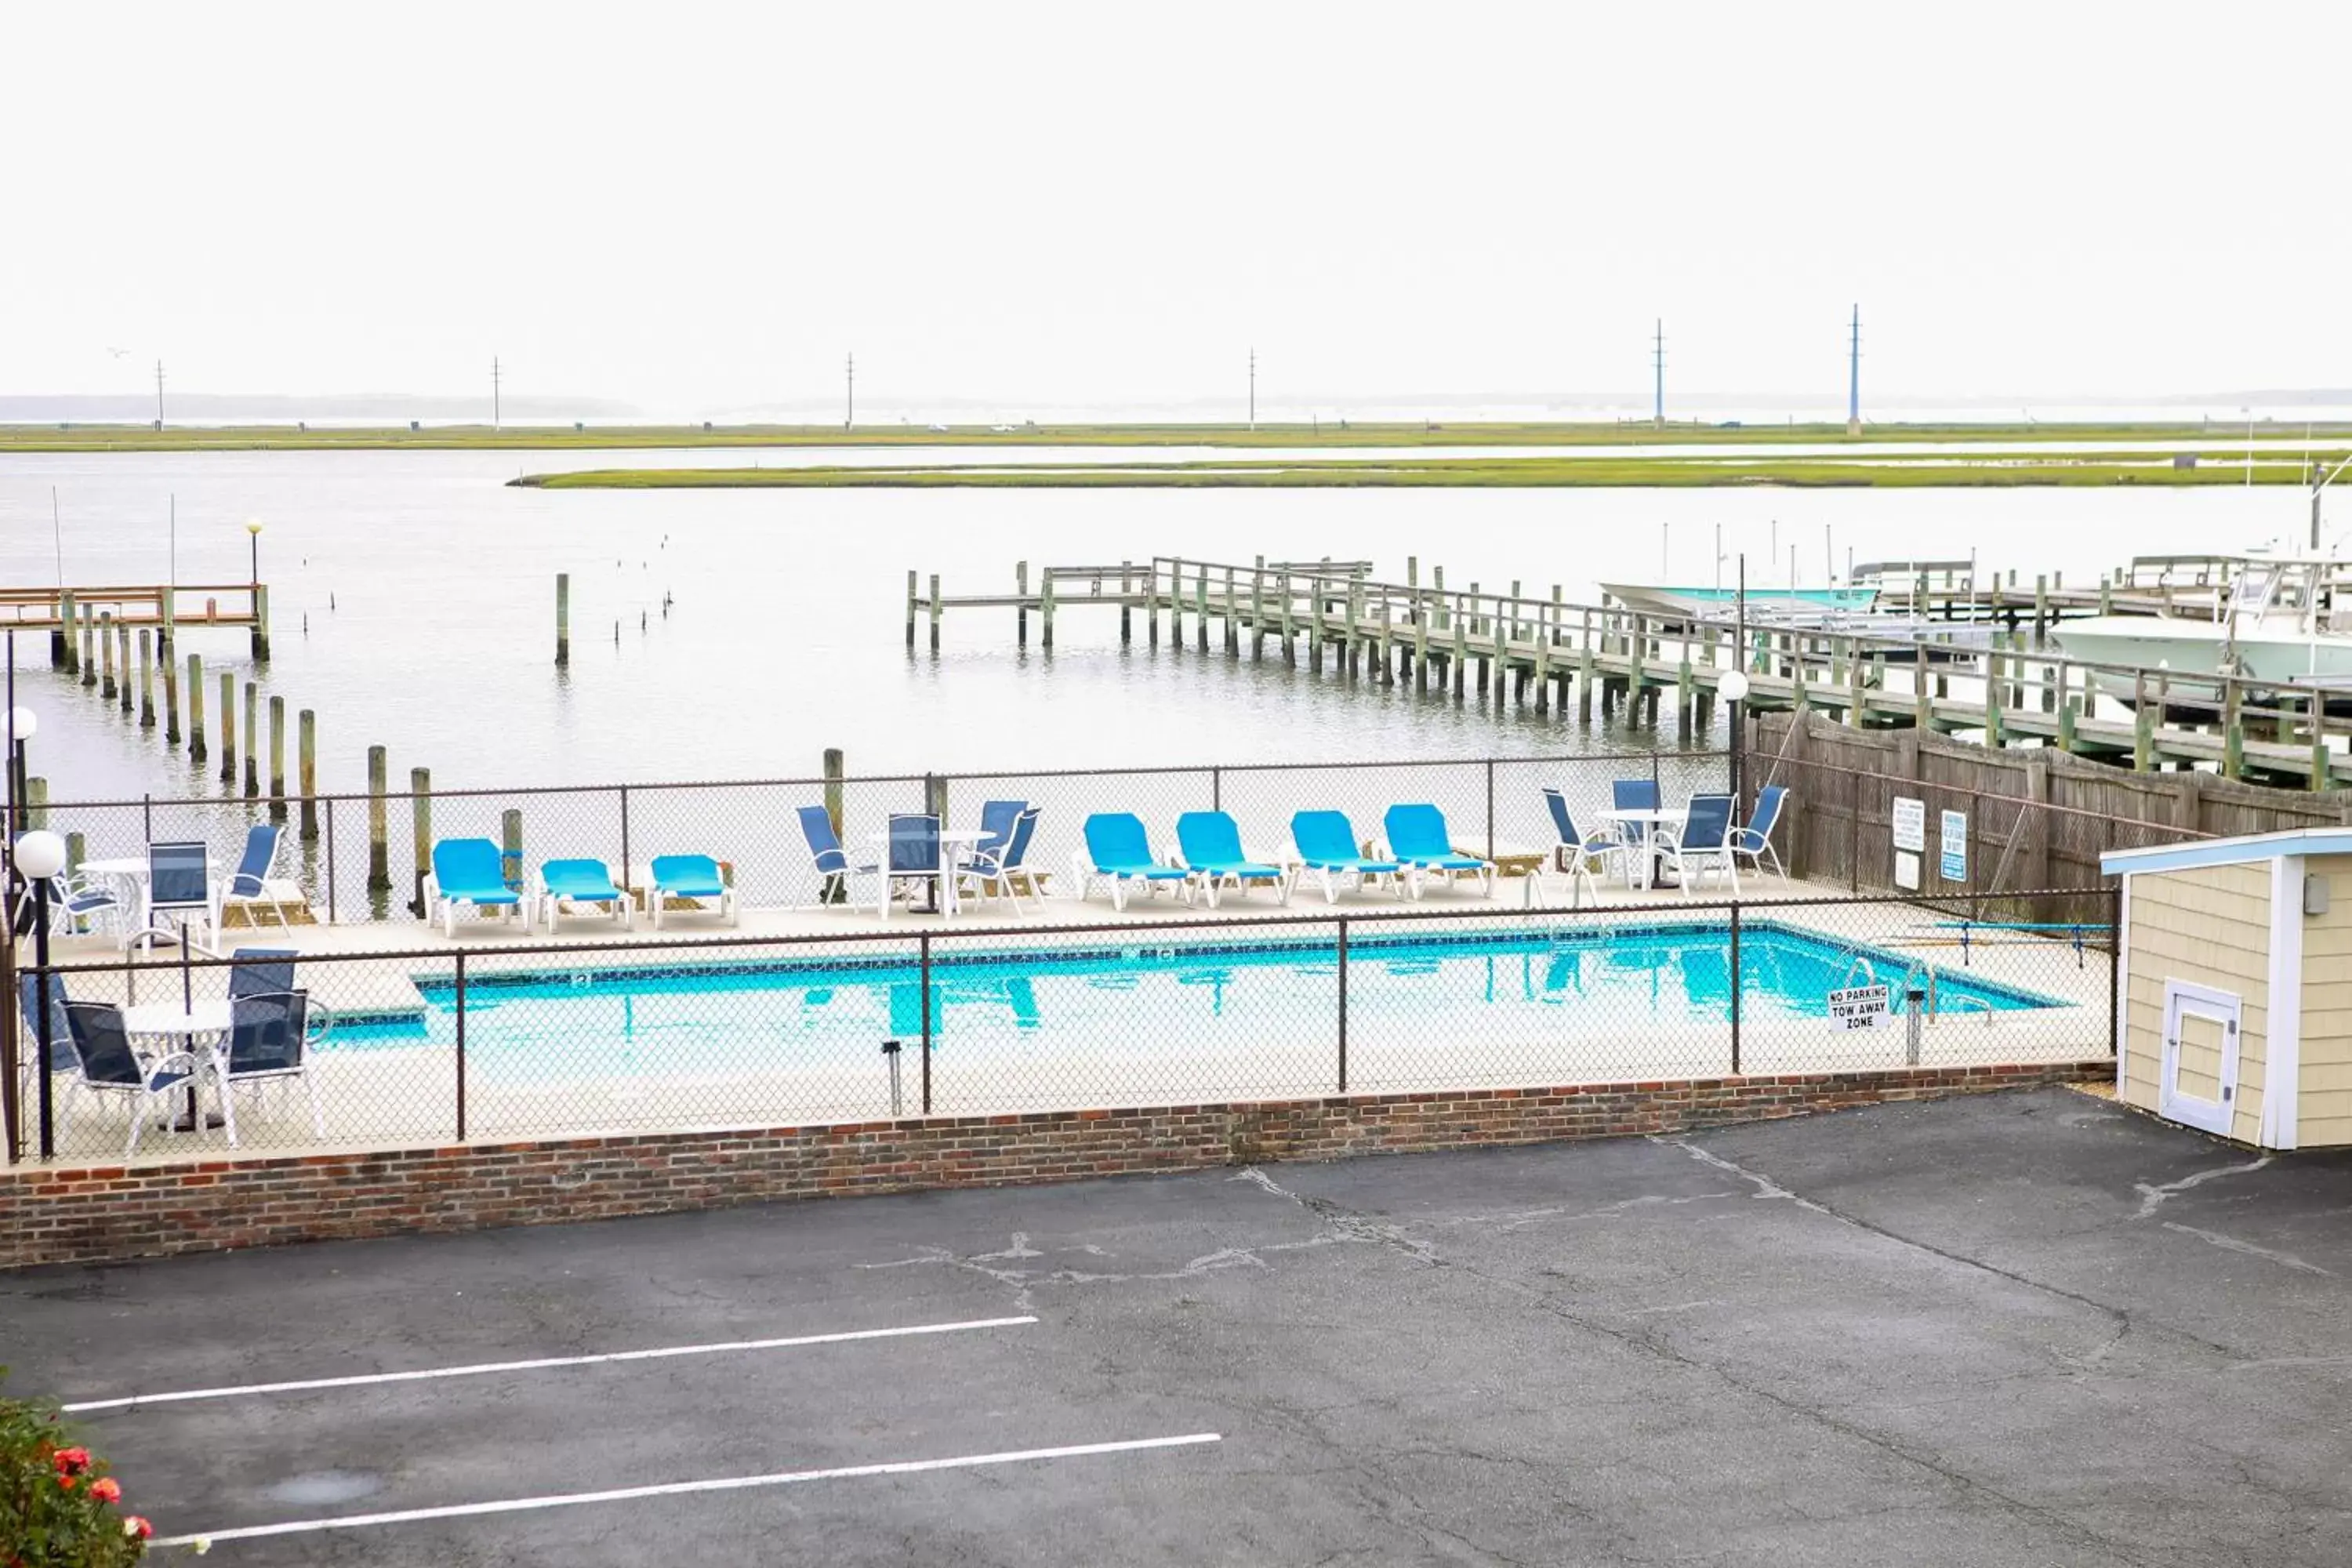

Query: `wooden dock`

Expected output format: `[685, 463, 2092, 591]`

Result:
[909, 554, 2351, 789]
[2, 582, 273, 665]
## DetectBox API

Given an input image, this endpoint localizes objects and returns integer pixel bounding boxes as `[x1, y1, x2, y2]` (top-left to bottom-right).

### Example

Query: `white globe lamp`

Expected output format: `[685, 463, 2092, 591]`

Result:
[1717, 670, 1751, 703]
[13, 828, 66, 882]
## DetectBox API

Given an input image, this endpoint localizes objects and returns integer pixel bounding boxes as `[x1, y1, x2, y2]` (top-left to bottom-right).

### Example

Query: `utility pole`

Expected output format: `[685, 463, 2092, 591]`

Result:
[1653, 319, 1665, 428]
[154, 360, 165, 430]
[1248, 348, 1257, 430]
[846, 352, 855, 430]
[1846, 306, 1861, 437]
[492, 356, 502, 430]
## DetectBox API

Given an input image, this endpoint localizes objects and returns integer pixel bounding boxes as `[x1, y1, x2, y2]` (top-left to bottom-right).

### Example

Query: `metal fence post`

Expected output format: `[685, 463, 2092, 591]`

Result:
[619, 784, 633, 895]
[1849, 776, 1861, 894]
[1337, 916, 1350, 1092]
[325, 797, 339, 924]
[455, 950, 468, 1140]
[142, 793, 153, 843]
[919, 933, 934, 1113]
[1481, 759, 1497, 862]
[1729, 902, 1743, 1076]
[1211, 765, 1221, 813]
[2109, 884, 2122, 1058]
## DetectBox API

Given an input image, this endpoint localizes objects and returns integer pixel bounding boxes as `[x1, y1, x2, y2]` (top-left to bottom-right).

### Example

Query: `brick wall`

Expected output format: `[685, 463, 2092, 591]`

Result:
[0, 1061, 2107, 1269]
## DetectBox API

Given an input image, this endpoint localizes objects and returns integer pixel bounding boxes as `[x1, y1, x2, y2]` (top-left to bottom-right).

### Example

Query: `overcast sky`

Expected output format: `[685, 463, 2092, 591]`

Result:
[5, 2, 2347, 415]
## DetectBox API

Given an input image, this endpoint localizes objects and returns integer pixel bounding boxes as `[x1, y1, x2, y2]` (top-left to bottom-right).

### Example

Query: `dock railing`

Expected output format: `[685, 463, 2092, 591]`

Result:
[5, 885, 2120, 1167]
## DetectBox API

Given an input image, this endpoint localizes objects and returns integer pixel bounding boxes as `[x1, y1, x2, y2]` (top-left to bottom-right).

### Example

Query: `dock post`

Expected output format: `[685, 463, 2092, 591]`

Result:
[2222, 681, 2244, 779]
[556, 573, 572, 666]
[298, 710, 319, 840]
[138, 628, 155, 728]
[2058, 695, 2078, 754]
[22, 778, 45, 831]
[1250, 564, 1266, 660]
[1223, 567, 1238, 655]
[902, 570, 916, 651]
[1196, 568, 1209, 653]
[1846, 650, 1865, 728]
[158, 586, 175, 659]
[98, 613, 117, 702]
[501, 808, 525, 891]
[219, 670, 237, 784]
[1120, 561, 1136, 645]
[252, 584, 271, 663]
[1982, 654, 2002, 748]
[1149, 561, 1162, 648]
[366, 746, 391, 895]
[1307, 586, 1322, 673]
[242, 681, 260, 797]
[116, 621, 134, 713]
[2132, 675, 2154, 771]
[409, 768, 433, 917]
[1414, 604, 1428, 691]
[929, 574, 942, 652]
[53, 590, 74, 670]
[268, 695, 286, 818]
[823, 747, 846, 835]
[2031, 574, 2048, 645]
[1017, 561, 1029, 647]
[187, 654, 207, 763]
[1040, 573, 1056, 651]
[2311, 697, 2331, 792]
[2099, 575, 2113, 615]
[79, 619, 96, 688]
[1450, 613, 1467, 699]
[1278, 572, 1294, 663]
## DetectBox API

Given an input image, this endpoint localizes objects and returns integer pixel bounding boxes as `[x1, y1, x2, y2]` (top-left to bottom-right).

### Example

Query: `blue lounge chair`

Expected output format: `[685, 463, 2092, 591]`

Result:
[1381, 804, 1494, 898]
[959, 808, 1043, 913]
[1667, 794, 1739, 897]
[219, 822, 291, 927]
[648, 854, 738, 929]
[1176, 811, 1291, 909]
[1076, 813, 1197, 912]
[537, 858, 633, 931]
[426, 838, 527, 937]
[1541, 788, 1624, 907]
[1732, 785, 1790, 880]
[1290, 811, 1406, 903]
[797, 806, 852, 904]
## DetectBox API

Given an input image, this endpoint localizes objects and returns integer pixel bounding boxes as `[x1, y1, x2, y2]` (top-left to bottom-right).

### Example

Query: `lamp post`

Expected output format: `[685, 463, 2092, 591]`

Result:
[1720, 668, 1751, 820]
[13, 827, 66, 1160]
[246, 519, 263, 586]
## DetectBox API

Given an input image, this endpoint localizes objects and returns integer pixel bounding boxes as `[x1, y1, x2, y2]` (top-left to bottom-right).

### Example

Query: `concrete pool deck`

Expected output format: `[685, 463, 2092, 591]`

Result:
[5, 1089, 2345, 1566]
[18, 873, 2115, 1167]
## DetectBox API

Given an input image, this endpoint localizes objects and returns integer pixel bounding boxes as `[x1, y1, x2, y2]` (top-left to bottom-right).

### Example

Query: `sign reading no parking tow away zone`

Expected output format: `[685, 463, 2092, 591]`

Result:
[1827, 985, 1890, 1030]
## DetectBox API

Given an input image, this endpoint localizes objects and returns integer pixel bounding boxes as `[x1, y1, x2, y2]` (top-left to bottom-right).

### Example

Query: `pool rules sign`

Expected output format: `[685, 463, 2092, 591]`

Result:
[1892, 797, 1925, 891]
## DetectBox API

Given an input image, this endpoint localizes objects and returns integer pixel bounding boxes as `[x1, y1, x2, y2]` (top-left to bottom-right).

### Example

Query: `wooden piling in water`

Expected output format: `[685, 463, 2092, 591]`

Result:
[1120, 561, 1134, 645]
[1040, 572, 1056, 650]
[501, 808, 525, 889]
[903, 570, 916, 650]
[928, 574, 942, 652]
[251, 584, 271, 662]
[115, 620, 132, 713]
[187, 654, 206, 762]
[409, 768, 433, 916]
[366, 746, 391, 892]
[53, 592, 74, 670]
[23, 777, 46, 830]
[98, 613, 116, 702]
[138, 628, 155, 728]
[268, 695, 287, 819]
[1016, 562, 1029, 646]
[79, 621, 96, 688]
[556, 573, 572, 666]
[1195, 569, 1208, 653]
[219, 670, 237, 784]
[298, 709, 318, 840]
[242, 681, 260, 797]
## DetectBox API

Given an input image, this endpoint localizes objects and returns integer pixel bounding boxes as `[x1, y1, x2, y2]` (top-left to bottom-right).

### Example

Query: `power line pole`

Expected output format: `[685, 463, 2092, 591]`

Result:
[154, 360, 165, 430]
[845, 352, 855, 430]
[1653, 319, 1666, 429]
[492, 356, 502, 430]
[1248, 348, 1256, 430]
[1846, 305, 1862, 437]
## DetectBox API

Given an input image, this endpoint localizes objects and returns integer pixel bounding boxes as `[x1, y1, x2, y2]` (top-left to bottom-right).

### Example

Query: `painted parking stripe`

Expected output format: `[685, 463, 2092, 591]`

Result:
[158, 1432, 1222, 1546]
[64, 1315, 1038, 1414]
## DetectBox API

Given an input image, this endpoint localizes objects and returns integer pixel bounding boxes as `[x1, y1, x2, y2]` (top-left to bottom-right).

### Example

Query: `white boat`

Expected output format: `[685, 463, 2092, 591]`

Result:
[2057, 554, 2352, 702]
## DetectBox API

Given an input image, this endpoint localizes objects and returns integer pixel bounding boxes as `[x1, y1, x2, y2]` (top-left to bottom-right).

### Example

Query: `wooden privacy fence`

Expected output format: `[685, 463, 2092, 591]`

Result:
[1748, 711, 2348, 914]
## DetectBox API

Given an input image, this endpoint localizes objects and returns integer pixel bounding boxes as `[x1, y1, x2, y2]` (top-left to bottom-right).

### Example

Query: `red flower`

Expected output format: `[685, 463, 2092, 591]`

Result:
[124, 1516, 154, 1540]
[57, 1474, 77, 1490]
[53, 1446, 91, 1475]
[89, 1476, 122, 1504]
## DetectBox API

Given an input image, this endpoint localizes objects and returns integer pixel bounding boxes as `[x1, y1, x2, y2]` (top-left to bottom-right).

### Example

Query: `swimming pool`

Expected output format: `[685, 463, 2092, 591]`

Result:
[332, 921, 2071, 1087]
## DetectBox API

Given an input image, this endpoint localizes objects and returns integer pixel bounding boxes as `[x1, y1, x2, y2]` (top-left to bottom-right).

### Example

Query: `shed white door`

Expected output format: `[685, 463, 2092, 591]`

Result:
[2160, 981, 2242, 1137]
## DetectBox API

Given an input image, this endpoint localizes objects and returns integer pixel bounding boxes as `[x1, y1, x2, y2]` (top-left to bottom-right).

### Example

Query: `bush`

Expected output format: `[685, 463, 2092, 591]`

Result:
[2, 1374, 150, 1566]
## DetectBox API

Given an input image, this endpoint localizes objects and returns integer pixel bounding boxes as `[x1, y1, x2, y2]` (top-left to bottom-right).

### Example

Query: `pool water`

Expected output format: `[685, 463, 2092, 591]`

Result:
[332, 922, 2069, 1086]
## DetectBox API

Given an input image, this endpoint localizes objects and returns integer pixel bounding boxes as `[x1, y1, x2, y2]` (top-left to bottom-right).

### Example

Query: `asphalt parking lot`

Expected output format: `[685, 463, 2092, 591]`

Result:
[9, 1087, 2352, 1566]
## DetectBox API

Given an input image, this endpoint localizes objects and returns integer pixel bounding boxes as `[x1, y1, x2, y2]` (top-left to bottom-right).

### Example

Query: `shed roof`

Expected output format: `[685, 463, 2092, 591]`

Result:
[2100, 828, 2352, 878]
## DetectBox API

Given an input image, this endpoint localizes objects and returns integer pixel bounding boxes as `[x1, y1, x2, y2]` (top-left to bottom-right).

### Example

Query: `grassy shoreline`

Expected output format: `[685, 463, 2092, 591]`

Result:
[5, 419, 2350, 454]
[516, 452, 2349, 491]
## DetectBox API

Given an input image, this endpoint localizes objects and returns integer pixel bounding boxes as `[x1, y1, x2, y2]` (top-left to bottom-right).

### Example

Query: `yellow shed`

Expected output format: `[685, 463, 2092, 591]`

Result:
[2102, 830, 2352, 1150]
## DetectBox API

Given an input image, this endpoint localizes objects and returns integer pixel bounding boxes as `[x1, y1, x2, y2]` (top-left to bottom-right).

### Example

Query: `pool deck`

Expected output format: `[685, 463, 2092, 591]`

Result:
[21, 871, 2118, 1168]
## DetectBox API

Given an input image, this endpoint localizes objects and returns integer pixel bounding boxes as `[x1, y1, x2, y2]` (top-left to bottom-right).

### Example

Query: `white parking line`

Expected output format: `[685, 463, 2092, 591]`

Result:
[64, 1315, 1038, 1414]
[157, 1432, 1222, 1546]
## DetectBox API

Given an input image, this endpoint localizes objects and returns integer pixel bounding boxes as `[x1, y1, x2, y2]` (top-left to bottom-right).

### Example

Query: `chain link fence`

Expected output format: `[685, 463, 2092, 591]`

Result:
[6, 887, 2116, 1167]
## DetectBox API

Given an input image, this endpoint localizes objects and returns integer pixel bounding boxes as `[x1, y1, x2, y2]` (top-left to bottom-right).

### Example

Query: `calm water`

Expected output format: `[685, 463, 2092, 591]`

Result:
[0, 446, 2309, 803]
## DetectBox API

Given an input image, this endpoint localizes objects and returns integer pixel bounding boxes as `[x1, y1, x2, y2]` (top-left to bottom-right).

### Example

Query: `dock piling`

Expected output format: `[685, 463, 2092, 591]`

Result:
[928, 574, 942, 652]
[53, 591, 74, 670]
[268, 695, 286, 819]
[409, 768, 432, 917]
[187, 655, 207, 762]
[1016, 562, 1029, 647]
[242, 681, 260, 797]
[251, 584, 270, 662]
[98, 613, 116, 702]
[298, 709, 318, 840]
[365, 746, 390, 894]
[219, 670, 236, 784]
[902, 570, 916, 651]
[556, 573, 572, 666]
[138, 629, 155, 728]
[501, 809, 524, 890]
[79, 621, 96, 688]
